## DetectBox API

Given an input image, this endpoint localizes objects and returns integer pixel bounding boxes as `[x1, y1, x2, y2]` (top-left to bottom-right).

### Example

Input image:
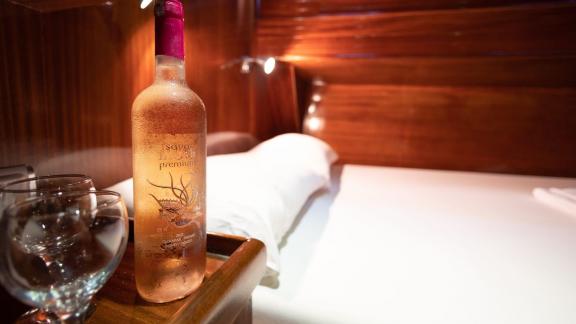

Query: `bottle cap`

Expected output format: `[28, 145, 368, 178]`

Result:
[155, 0, 184, 59]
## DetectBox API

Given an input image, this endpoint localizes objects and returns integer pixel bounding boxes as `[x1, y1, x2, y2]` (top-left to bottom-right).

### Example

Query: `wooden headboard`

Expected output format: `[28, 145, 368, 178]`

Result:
[255, 0, 576, 177]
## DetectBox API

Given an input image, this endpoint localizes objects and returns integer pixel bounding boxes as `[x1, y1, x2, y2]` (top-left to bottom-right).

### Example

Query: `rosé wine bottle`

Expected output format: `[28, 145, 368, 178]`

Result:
[131, 0, 206, 303]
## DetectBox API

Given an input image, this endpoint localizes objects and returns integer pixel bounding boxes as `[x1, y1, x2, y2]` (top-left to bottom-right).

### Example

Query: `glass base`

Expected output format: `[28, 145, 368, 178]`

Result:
[15, 309, 59, 324]
[15, 303, 95, 324]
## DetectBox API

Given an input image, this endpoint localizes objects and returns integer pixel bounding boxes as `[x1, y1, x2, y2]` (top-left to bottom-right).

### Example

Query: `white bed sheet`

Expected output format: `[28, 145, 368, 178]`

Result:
[253, 164, 576, 324]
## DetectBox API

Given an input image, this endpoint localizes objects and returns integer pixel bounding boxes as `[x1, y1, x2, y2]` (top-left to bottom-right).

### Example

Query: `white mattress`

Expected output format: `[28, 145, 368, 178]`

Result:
[252, 165, 576, 324]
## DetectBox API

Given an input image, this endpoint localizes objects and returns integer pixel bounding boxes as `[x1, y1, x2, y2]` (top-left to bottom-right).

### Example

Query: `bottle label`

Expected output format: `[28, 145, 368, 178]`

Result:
[147, 171, 198, 228]
[134, 133, 205, 259]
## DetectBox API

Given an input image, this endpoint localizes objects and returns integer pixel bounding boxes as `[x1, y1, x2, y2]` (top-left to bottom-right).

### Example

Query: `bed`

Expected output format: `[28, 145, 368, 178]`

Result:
[250, 163, 576, 324]
[3, 0, 576, 322]
[108, 133, 576, 324]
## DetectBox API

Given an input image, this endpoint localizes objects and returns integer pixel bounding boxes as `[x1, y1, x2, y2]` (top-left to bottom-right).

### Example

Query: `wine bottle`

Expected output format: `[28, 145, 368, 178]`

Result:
[131, 0, 206, 303]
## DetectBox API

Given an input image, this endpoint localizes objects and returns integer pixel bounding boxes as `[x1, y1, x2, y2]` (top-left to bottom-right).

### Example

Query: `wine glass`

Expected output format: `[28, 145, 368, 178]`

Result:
[0, 174, 95, 212]
[0, 191, 129, 323]
[0, 174, 96, 323]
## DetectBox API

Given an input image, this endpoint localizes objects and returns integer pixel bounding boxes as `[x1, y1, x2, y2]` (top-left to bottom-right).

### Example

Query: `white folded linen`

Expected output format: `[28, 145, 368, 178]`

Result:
[532, 187, 576, 216]
[206, 134, 337, 277]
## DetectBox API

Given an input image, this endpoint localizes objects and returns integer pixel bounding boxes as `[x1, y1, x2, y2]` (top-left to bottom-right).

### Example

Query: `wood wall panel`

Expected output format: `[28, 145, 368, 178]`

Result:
[292, 56, 576, 87]
[251, 63, 301, 139]
[0, 0, 154, 187]
[257, 0, 576, 176]
[0, 0, 257, 188]
[185, 0, 257, 136]
[307, 84, 576, 176]
[7, 0, 108, 13]
[257, 3, 576, 57]
[260, 0, 563, 17]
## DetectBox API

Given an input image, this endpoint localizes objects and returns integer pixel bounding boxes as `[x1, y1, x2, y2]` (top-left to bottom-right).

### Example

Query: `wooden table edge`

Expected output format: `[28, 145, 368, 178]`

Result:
[167, 233, 267, 324]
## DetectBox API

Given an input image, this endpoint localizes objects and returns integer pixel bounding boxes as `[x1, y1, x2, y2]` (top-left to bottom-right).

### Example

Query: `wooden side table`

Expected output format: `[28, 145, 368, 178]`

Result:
[3, 233, 266, 324]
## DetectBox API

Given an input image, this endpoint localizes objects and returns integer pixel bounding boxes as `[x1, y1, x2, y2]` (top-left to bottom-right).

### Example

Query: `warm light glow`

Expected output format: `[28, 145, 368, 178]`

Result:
[306, 116, 323, 132]
[308, 103, 317, 114]
[140, 0, 152, 9]
[312, 94, 322, 102]
[312, 78, 326, 86]
[241, 60, 251, 74]
[263, 57, 276, 75]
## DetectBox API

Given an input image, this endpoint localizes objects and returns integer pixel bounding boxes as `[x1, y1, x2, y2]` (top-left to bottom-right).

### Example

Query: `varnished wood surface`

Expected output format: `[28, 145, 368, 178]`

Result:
[7, 0, 108, 13]
[165, 234, 265, 324]
[306, 84, 576, 176]
[251, 62, 302, 139]
[0, 0, 257, 188]
[291, 56, 576, 87]
[257, 0, 576, 176]
[260, 0, 564, 16]
[0, 233, 266, 324]
[87, 232, 266, 324]
[257, 3, 576, 57]
[3, 0, 576, 178]
[0, 0, 149, 188]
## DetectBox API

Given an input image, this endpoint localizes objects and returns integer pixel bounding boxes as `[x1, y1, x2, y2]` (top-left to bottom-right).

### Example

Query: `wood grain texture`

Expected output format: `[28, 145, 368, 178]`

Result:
[0, 0, 256, 188]
[8, 0, 108, 13]
[251, 62, 302, 139]
[260, 0, 565, 16]
[0, 0, 150, 188]
[166, 234, 265, 324]
[190, 0, 255, 137]
[306, 84, 576, 176]
[291, 56, 576, 87]
[257, 3, 576, 57]
[258, 0, 576, 176]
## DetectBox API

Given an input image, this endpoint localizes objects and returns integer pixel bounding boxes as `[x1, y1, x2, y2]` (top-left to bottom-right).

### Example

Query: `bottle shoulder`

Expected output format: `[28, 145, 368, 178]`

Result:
[132, 82, 206, 134]
[132, 82, 205, 113]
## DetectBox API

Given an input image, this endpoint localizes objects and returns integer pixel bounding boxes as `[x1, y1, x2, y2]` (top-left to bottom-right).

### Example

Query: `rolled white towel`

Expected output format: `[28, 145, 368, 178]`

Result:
[533, 187, 576, 217]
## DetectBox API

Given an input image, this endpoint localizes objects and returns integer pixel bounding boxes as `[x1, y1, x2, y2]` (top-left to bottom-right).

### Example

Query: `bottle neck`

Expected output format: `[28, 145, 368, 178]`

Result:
[155, 55, 186, 84]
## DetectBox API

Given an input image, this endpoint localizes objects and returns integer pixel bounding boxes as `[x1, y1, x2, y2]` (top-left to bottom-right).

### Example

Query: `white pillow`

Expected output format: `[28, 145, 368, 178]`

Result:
[248, 133, 338, 241]
[207, 134, 337, 277]
[106, 133, 338, 278]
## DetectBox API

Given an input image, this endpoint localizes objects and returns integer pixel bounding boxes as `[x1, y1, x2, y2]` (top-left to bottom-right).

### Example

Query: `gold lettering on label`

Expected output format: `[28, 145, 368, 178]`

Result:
[158, 142, 196, 170]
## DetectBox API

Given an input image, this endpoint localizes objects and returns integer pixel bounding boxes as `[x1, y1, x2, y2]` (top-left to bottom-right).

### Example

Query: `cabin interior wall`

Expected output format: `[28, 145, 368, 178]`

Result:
[255, 0, 576, 177]
[1, 0, 575, 183]
[0, 0, 259, 187]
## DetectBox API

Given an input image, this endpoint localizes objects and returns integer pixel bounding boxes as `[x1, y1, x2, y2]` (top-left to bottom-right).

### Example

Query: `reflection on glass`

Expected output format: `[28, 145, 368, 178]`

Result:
[0, 191, 128, 323]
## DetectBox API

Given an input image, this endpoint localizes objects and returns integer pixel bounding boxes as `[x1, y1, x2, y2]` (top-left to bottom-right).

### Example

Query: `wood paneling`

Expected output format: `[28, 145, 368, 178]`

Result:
[260, 0, 563, 17]
[257, 0, 576, 176]
[0, 0, 153, 188]
[307, 84, 576, 176]
[257, 3, 576, 57]
[251, 62, 301, 139]
[292, 56, 576, 87]
[3, 0, 575, 178]
[189, 0, 255, 136]
[8, 0, 108, 13]
[0, 0, 256, 188]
